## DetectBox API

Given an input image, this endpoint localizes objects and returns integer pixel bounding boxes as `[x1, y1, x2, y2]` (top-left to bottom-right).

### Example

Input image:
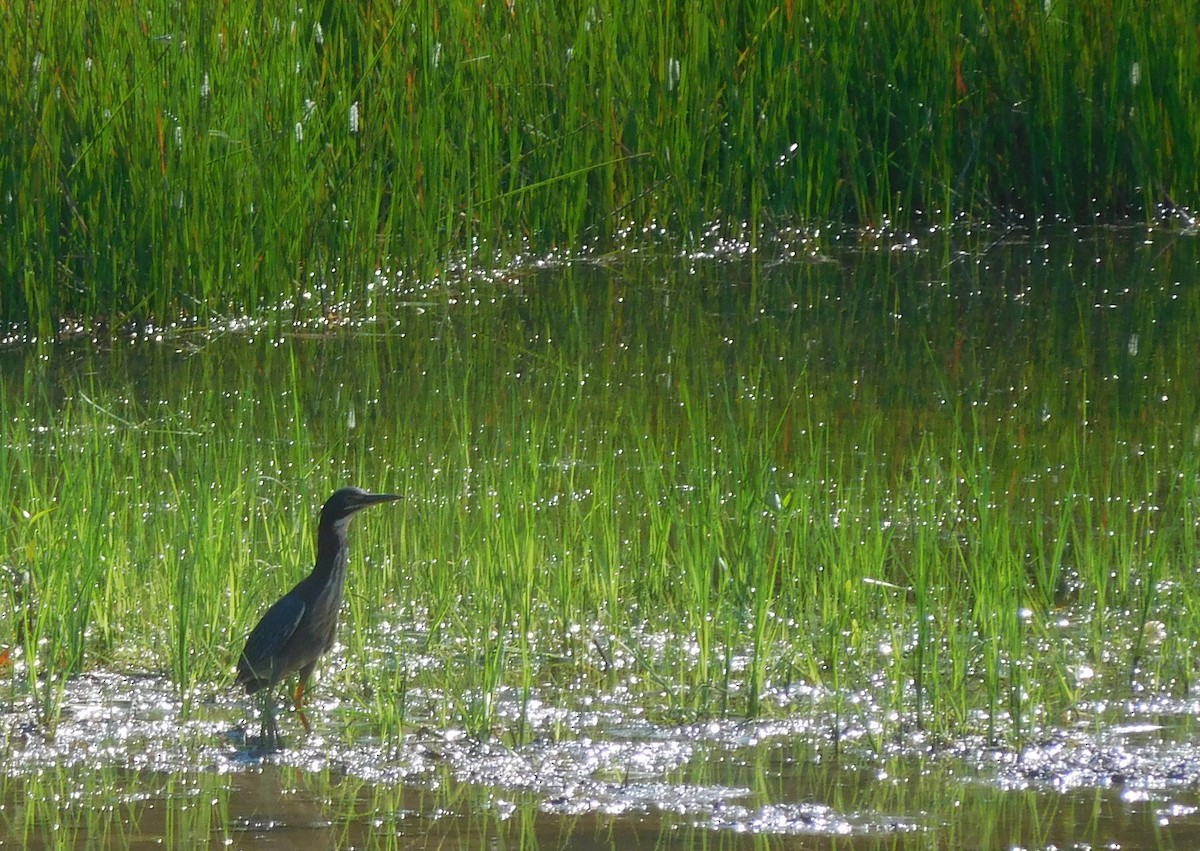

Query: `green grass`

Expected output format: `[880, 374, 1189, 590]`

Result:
[3, 2, 1200, 332]
[1, 229, 1197, 754]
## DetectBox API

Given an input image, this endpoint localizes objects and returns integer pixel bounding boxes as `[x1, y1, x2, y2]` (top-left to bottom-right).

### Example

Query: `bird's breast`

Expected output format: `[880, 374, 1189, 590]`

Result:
[307, 583, 345, 651]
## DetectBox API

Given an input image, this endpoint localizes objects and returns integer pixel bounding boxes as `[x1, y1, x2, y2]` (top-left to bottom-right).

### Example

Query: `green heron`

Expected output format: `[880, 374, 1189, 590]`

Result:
[236, 486, 400, 747]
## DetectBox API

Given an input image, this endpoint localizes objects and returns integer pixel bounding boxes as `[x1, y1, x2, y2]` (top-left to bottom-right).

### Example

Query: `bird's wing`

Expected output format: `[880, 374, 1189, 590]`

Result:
[237, 592, 306, 688]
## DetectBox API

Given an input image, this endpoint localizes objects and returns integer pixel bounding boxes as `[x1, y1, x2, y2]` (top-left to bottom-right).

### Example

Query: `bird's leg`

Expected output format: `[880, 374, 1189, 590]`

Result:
[294, 670, 312, 734]
[263, 705, 278, 750]
[258, 690, 281, 751]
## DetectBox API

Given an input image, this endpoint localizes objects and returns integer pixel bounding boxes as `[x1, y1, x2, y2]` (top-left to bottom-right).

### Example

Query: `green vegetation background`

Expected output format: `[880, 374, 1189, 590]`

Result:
[3, 1, 1198, 330]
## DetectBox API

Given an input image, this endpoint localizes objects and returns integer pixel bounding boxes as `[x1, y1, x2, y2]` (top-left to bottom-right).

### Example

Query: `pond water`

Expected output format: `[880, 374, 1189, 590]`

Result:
[4, 669, 1200, 849]
[1, 226, 1200, 849]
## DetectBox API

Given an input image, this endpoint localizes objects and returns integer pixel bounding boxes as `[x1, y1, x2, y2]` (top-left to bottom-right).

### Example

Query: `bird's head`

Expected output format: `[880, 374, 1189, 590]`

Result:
[320, 486, 402, 524]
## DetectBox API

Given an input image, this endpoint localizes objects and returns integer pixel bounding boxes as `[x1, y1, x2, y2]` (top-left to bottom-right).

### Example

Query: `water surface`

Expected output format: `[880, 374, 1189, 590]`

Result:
[1, 226, 1199, 848]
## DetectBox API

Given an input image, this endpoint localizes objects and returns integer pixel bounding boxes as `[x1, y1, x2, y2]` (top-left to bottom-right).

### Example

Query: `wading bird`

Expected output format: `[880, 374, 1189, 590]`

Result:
[236, 486, 400, 748]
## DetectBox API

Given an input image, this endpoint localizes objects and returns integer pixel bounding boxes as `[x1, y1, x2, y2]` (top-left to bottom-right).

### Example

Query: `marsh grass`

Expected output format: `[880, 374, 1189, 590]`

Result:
[0, 231, 1197, 756]
[3, 3, 1200, 332]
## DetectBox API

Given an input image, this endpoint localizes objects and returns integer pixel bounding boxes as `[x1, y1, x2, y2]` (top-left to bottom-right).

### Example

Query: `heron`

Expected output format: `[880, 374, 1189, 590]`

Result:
[236, 486, 400, 748]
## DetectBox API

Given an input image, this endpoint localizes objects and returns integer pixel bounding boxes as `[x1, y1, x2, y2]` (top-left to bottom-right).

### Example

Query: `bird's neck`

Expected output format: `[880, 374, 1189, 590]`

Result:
[312, 518, 352, 585]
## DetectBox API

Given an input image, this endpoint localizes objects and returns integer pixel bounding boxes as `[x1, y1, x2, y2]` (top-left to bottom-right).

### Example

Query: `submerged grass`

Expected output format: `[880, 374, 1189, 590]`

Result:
[1, 228, 1197, 756]
[3, 3, 1200, 331]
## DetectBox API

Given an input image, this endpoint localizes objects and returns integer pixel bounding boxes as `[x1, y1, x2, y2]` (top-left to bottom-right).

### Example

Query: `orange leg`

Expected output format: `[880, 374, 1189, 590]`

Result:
[293, 674, 312, 733]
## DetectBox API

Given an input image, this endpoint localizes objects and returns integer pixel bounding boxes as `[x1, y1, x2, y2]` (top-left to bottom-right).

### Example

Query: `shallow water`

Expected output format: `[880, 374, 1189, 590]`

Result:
[3, 668, 1200, 848]
[3, 225, 1200, 848]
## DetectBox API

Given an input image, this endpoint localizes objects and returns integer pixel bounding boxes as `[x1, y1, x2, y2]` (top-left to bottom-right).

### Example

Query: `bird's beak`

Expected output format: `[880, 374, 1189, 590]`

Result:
[358, 492, 401, 508]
